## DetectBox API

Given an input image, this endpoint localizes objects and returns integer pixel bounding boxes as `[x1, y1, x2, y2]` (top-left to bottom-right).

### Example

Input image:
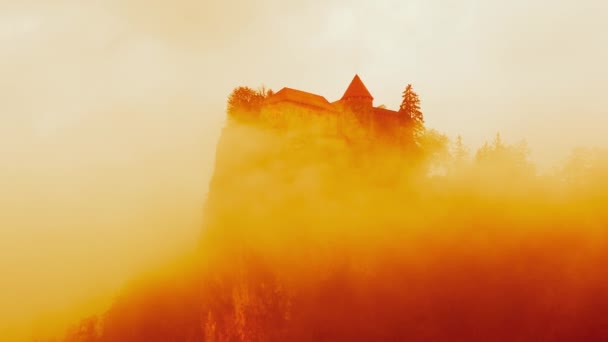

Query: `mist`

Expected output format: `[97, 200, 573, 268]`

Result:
[53, 107, 608, 341]
[1, 2, 223, 339]
[2, 0, 608, 340]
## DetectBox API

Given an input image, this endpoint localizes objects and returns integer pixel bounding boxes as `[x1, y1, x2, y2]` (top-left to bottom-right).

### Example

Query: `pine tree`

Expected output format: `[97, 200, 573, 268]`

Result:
[399, 84, 425, 139]
[454, 135, 468, 162]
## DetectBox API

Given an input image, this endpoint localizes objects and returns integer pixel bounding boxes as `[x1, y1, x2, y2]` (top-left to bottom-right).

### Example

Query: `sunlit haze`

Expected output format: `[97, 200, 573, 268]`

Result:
[1, 0, 608, 340]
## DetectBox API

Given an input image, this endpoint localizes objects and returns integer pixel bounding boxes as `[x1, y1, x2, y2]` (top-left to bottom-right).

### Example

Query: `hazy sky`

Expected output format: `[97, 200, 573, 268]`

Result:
[1, 0, 608, 340]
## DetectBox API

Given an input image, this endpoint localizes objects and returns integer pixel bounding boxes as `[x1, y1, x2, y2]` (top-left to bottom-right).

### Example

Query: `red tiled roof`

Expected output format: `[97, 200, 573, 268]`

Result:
[341, 74, 373, 100]
[264, 87, 337, 112]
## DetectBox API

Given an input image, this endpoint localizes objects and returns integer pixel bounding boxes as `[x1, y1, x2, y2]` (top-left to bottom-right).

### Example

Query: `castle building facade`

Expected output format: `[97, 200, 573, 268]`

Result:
[261, 75, 406, 145]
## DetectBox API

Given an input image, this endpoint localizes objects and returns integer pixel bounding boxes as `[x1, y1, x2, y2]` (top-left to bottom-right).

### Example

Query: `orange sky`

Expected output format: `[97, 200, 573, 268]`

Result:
[1, 0, 608, 340]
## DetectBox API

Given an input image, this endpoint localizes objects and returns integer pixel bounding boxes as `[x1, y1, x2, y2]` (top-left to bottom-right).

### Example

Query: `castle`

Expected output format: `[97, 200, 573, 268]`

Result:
[260, 75, 409, 145]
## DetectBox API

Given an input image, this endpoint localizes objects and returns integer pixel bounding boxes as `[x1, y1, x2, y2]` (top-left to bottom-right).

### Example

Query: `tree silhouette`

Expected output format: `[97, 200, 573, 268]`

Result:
[453, 135, 469, 164]
[227, 86, 272, 120]
[398, 84, 424, 138]
[475, 132, 534, 180]
[418, 129, 450, 176]
[561, 147, 608, 189]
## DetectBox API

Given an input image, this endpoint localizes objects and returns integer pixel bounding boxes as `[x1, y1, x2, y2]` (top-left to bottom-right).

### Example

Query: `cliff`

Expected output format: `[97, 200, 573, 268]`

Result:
[56, 89, 608, 342]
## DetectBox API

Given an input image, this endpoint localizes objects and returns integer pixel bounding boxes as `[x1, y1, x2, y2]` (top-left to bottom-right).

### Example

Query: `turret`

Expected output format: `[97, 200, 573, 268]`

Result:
[340, 74, 374, 112]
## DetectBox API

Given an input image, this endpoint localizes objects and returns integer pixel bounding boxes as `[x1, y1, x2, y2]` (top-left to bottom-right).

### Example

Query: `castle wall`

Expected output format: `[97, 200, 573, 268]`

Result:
[260, 102, 339, 138]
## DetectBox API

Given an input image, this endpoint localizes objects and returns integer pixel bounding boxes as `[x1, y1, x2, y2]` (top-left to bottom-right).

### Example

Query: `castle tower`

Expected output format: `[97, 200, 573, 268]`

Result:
[337, 75, 374, 140]
[340, 74, 374, 112]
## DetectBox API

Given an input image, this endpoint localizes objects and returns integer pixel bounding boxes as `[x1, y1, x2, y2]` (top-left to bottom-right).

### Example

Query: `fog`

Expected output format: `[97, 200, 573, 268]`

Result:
[57, 112, 608, 341]
[1, 0, 608, 340]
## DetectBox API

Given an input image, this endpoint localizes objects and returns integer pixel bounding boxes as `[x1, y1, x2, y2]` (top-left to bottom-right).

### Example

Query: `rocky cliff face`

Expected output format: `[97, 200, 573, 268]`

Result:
[191, 114, 608, 342]
[199, 114, 418, 252]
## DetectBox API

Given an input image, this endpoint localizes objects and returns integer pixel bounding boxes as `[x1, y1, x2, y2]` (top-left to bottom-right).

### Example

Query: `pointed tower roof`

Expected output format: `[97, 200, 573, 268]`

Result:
[341, 74, 373, 100]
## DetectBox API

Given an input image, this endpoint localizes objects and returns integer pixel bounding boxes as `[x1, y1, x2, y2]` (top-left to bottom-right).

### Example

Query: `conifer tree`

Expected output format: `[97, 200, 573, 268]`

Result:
[454, 135, 469, 163]
[399, 84, 424, 138]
